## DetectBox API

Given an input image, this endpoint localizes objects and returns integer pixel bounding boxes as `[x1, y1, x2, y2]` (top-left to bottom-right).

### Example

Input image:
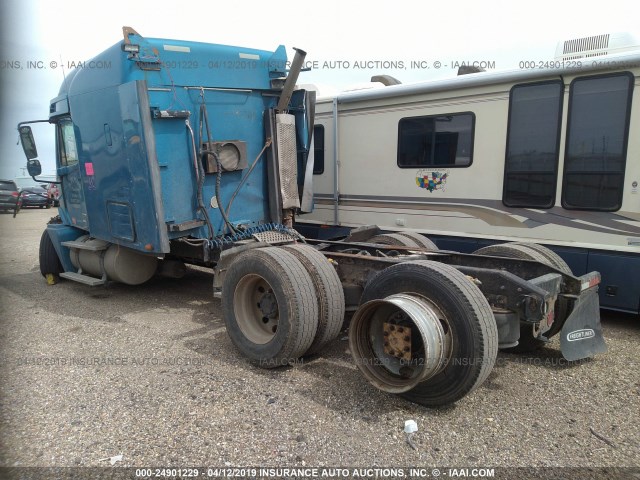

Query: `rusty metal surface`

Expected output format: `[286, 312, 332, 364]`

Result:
[383, 322, 412, 362]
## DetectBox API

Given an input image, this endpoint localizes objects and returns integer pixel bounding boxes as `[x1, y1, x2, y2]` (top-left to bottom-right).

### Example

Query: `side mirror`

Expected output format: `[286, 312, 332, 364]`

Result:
[18, 125, 38, 160]
[27, 159, 42, 177]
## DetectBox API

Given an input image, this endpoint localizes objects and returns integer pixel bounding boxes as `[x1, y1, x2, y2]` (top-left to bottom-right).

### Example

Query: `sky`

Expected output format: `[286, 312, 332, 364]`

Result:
[0, 0, 638, 180]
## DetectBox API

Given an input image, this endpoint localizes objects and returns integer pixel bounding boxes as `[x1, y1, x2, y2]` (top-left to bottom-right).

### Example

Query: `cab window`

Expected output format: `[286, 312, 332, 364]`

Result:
[58, 119, 79, 167]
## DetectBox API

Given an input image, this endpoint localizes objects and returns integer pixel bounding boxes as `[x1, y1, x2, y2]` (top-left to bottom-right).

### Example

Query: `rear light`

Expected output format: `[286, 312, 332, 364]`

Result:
[11, 192, 18, 197]
[580, 272, 601, 291]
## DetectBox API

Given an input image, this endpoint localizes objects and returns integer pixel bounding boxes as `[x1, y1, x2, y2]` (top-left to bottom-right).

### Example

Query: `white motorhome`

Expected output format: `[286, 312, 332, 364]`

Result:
[297, 33, 640, 314]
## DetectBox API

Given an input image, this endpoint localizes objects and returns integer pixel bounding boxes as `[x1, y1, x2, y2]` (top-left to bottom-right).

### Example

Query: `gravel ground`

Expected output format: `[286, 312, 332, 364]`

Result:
[0, 209, 639, 476]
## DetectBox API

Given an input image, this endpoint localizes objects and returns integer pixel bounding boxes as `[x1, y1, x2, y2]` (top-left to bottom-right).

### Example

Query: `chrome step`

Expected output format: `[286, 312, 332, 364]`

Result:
[60, 272, 107, 286]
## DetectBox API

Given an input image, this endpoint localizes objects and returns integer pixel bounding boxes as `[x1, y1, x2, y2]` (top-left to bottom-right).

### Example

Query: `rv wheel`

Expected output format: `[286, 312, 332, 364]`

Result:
[395, 231, 439, 250]
[222, 247, 319, 368]
[353, 260, 498, 407]
[282, 244, 345, 355]
[511, 242, 572, 274]
[369, 233, 420, 247]
[473, 243, 559, 352]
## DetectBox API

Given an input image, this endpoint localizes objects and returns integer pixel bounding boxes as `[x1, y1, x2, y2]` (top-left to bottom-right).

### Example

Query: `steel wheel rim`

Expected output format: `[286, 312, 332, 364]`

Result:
[349, 293, 453, 393]
[233, 274, 279, 344]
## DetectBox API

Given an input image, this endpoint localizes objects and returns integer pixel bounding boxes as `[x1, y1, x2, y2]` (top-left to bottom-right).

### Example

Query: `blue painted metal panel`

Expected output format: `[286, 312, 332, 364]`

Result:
[54, 38, 287, 100]
[549, 246, 588, 277]
[67, 80, 168, 254]
[198, 92, 273, 233]
[149, 114, 199, 238]
[588, 251, 640, 314]
[106, 201, 135, 241]
[52, 35, 288, 246]
[147, 85, 276, 237]
[46, 223, 85, 273]
[57, 162, 88, 230]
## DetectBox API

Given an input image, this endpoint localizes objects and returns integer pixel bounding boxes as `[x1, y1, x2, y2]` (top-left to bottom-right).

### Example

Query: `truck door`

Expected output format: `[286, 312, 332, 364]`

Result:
[57, 118, 88, 230]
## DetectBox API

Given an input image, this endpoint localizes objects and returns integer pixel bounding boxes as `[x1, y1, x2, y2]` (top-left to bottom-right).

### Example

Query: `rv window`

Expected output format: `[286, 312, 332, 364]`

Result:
[503, 81, 563, 208]
[313, 125, 324, 175]
[397, 113, 474, 168]
[57, 119, 79, 167]
[562, 72, 633, 211]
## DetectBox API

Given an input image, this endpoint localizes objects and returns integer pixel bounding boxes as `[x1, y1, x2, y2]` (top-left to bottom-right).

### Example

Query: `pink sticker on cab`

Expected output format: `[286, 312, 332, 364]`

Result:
[85, 163, 94, 176]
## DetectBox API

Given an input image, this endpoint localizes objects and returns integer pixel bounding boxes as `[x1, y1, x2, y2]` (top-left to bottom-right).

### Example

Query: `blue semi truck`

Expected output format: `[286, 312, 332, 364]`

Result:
[18, 27, 607, 407]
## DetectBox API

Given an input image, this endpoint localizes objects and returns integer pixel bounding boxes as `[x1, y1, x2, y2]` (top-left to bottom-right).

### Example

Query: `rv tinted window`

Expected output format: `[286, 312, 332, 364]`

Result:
[562, 73, 633, 211]
[313, 125, 324, 175]
[503, 81, 563, 208]
[397, 113, 474, 168]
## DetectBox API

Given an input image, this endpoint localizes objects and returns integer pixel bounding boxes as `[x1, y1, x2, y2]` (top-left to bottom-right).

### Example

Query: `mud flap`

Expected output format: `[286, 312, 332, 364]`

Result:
[560, 287, 607, 361]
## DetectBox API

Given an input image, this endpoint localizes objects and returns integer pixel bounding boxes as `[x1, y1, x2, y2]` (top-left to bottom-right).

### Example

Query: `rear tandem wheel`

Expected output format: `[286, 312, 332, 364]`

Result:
[221, 247, 319, 368]
[282, 244, 345, 355]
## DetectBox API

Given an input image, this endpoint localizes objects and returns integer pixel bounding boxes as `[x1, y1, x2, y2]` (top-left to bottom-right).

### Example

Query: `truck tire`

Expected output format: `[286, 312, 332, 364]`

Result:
[512, 242, 572, 274]
[473, 243, 554, 352]
[39, 229, 63, 277]
[395, 231, 439, 250]
[369, 233, 420, 248]
[282, 244, 345, 355]
[359, 260, 498, 407]
[222, 247, 319, 368]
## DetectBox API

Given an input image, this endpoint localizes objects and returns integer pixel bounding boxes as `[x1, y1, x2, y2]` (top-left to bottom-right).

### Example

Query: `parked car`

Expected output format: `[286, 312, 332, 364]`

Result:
[45, 183, 61, 207]
[19, 185, 52, 208]
[0, 179, 21, 212]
